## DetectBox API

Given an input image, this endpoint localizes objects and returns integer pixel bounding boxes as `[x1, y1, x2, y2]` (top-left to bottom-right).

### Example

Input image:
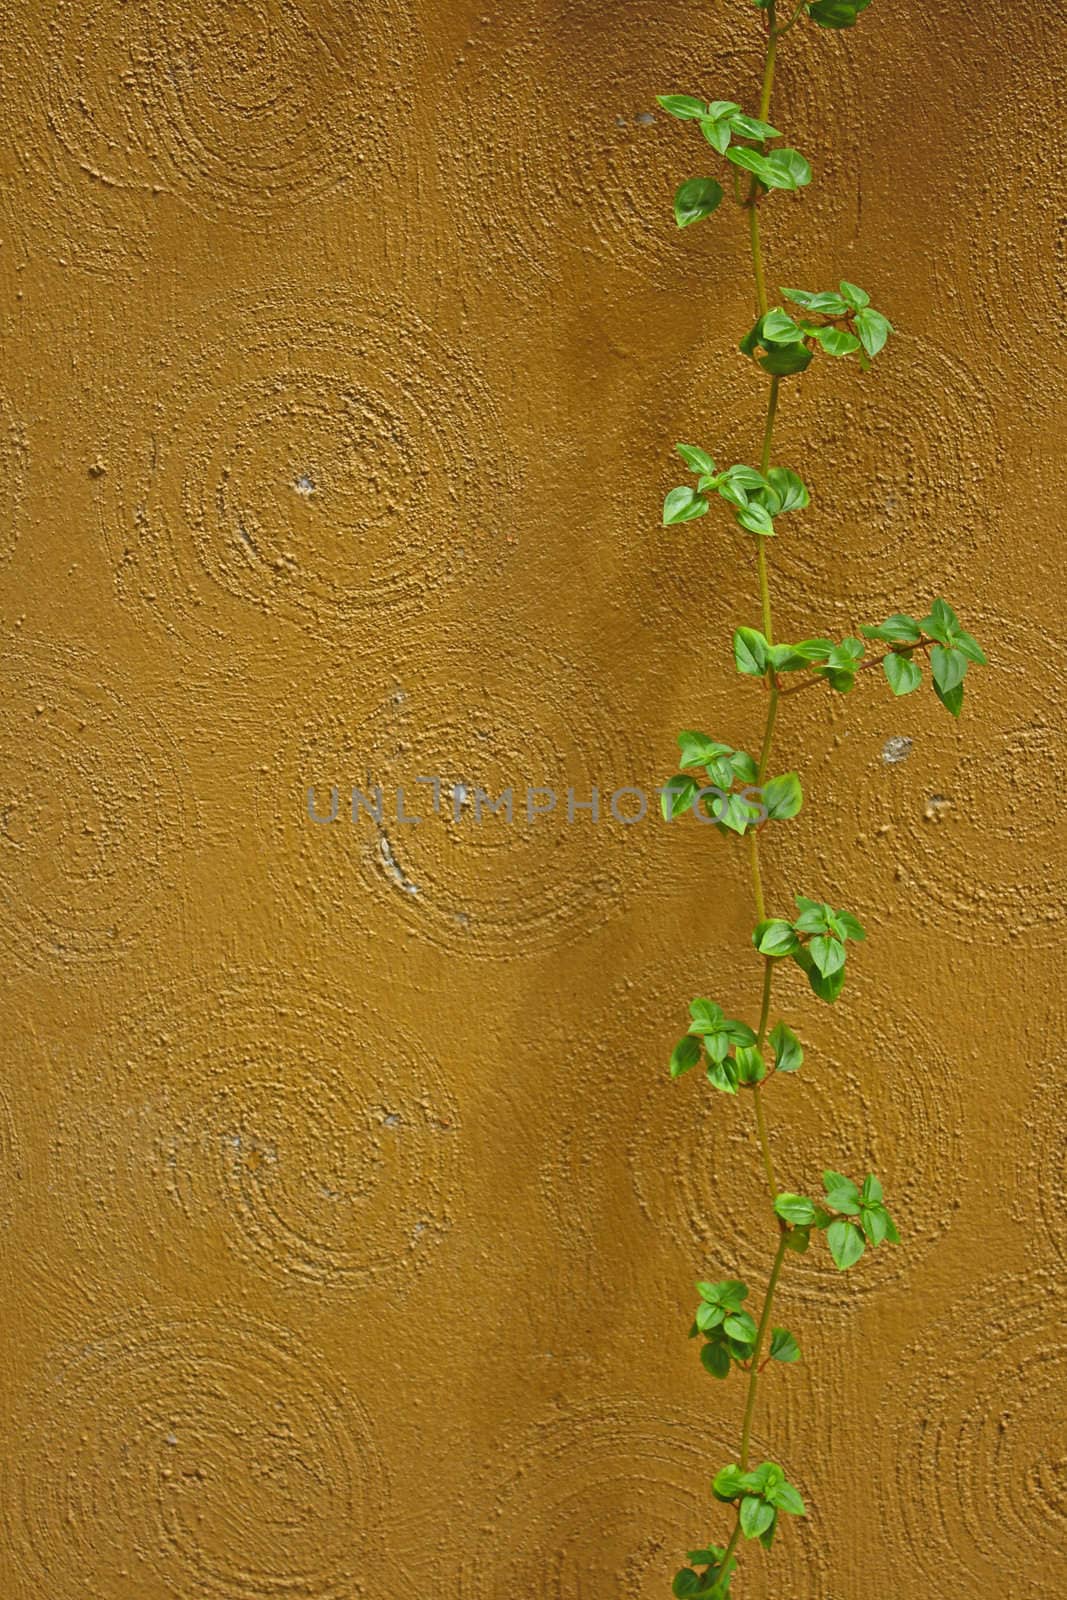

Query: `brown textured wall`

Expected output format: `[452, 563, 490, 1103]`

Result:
[0, 1, 1063, 1596]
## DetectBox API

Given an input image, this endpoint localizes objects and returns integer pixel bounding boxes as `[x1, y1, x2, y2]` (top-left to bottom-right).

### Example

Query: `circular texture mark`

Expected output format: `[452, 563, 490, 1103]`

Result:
[3, 1316, 385, 1600]
[884, 1275, 1067, 1597]
[440, 1, 860, 295]
[102, 294, 516, 648]
[0, 648, 188, 970]
[457, 1401, 828, 1600]
[53, 972, 461, 1291]
[256, 641, 656, 959]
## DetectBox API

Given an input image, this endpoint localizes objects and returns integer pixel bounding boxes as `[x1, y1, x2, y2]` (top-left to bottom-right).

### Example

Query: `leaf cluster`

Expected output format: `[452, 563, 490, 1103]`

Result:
[670, 1001, 804, 1089]
[672, 1544, 736, 1599]
[733, 596, 986, 717]
[712, 1459, 806, 1547]
[656, 94, 812, 233]
[861, 599, 987, 716]
[753, 894, 865, 1004]
[663, 443, 809, 538]
[740, 281, 891, 374]
[773, 1171, 898, 1267]
[662, 727, 804, 837]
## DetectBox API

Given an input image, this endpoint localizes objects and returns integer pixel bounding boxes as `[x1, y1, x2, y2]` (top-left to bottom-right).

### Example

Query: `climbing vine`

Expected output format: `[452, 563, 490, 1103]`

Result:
[654, 3, 986, 1594]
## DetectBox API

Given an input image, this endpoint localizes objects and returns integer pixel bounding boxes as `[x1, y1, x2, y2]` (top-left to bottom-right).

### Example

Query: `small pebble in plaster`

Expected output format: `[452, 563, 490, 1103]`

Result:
[381, 1111, 401, 1128]
[923, 794, 953, 823]
[294, 474, 315, 497]
[635, 111, 655, 125]
[882, 735, 913, 764]
[87, 459, 107, 478]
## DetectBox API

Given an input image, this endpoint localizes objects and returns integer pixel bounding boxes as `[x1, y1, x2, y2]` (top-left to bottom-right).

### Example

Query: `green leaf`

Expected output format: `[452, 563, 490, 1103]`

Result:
[700, 1341, 732, 1379]
[725, 145, 772, 182]
[791, 943, 845, 1003]
[729, 749, 759, 784]
[723, 464, 769, 492]
[661, 773, 698, 821]
[740, 1496, 775, 1540]
[769, 1020, 803, 1073]
[674, 177, 725, 228]
[739, 316, 766, 357]
[764, 148, 812, 189]
[657, 94, 708, 120]
[688, 997, 725, 1034]
[759, 342, 813, 376]
[713, 1464, 747, 1502]
[762, 771, 803, 821]
[695, 1299, 724, 1332]
[862, 1173, 883, 1204]
[823, 1177, 861, 1215]
[664, 486, 709, 525]
[697, 1278, 748, 1308]
[808, 0, 872, 29]
[855, 306, 893, 357]
[699, 116, 734, 155]
[761, 308, 806, 344]
[931, 643, 968, 694]
[792, 894, 828, 933]
[774, 1192, 816, 1227]
[835, 908, 866, 942]
[838, 279, 870, 310]
[883, 652, 922, 695]
[723, 1310, 757, 1343]
[781, 287, 849, 315]
[954, 628, 988, 665]
[813, 325, 861, 358]
[736, 501, 776, 537]
[729, 111, 782, 140]
[809, 934, 846, 978]
[733, 627, 769, 676]
[826, 1217, 866, 1269]
[922, 597, 960, 642]
[764, 467, 809, 512]
[735, 1044, 766, 1084]
[768, 1326, 801, 1365]
[754, 919, 801, 958]
[861, 612, 922, 644]
[706, 101, 742, 121]
[675, 443, 717, 476]
[678, 730, 732, 768]
[769, 1480, 806, 1516]
[933, 678, 964, 717]
[861, 1204, 889, 1246]
[672, 1569, 703, 1598]
[723, 1018, 757, 1046]
[706, 1056, 740, 1094]
[783, 1224, 810, 1254]
[670, 1034, 702, 1079]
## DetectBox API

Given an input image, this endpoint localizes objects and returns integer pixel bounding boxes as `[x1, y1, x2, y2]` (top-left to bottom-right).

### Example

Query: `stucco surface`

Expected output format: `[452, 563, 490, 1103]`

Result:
[0, 1, 1064, 1595]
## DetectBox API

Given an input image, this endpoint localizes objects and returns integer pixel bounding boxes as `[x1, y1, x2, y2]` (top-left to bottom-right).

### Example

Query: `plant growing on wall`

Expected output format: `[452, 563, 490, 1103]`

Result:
[654, 3, 986, 1594]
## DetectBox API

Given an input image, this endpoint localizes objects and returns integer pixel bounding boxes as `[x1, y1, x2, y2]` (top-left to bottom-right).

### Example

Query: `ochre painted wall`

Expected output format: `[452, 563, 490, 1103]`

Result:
[1, 2, 1064, 1596]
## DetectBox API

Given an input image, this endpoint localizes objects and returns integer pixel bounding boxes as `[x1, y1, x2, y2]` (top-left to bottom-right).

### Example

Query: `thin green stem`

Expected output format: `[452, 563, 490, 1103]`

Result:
[748, 203, 769, 318]
[739, 1232, 791, 1469]
[758, 11, 778, 123]
[755, 958, 774, 1047]
[747, 830, 765, 923]
[752, 1086, 778, 1200]
[757, 687, 779, 781]
[775, 0, 809, 39]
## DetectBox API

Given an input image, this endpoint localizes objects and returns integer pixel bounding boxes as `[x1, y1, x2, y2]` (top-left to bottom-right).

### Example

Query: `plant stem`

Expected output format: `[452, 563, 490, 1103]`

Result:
[756, 958, 774, 1046]
[739, 1231, 791, 1469]
[747, 830, 766, 922]
[757, 686, 779, 781]
[752, 1087, 778, 1200]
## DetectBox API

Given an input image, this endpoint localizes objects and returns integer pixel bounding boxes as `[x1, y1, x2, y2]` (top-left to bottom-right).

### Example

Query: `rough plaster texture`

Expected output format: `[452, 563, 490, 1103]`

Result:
[0, 1, 1064, 1596]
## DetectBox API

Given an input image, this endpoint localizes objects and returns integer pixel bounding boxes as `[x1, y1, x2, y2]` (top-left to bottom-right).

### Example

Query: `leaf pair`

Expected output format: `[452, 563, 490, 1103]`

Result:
[712, 1460, 806, 1549]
